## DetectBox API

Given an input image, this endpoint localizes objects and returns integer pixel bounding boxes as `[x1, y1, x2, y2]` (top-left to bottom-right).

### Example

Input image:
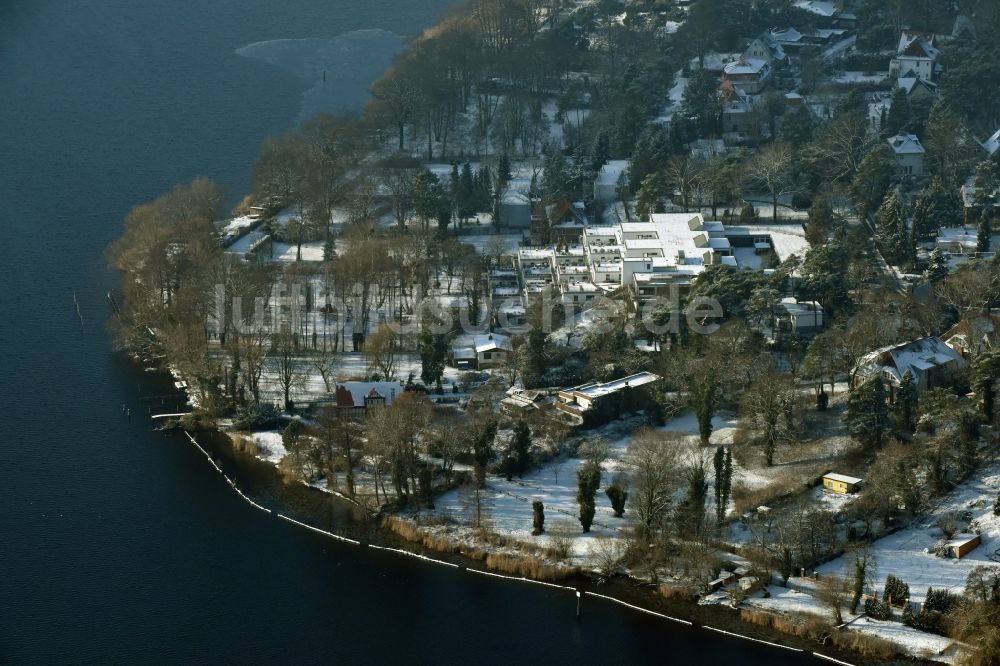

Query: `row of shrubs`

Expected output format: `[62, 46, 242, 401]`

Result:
[865, 573, 960, 636]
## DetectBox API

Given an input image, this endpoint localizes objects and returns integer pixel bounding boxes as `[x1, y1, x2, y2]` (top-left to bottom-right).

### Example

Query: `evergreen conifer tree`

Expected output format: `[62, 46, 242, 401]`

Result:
[713, 446, 724, 521]
[926, 248, 949, 282]
[532, 500, 545, 535]
[576, 461, 601, 532]
[847, 378, 889, 447]
[605, 477, 627, 517]
[876, 190, 907, 264]
[510, 420, 531, 478]
[896, 371, 917, 432]
[978, 212, 991, 253]
[885, 87, 909, 136]
[722, 448, 732, 520]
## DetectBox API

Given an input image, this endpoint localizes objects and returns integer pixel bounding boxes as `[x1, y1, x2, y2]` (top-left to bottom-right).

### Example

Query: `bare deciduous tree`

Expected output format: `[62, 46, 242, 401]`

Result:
[625, 430, 683, 542]
[365, 323, 398, 380]
[748, 142, 796, 224]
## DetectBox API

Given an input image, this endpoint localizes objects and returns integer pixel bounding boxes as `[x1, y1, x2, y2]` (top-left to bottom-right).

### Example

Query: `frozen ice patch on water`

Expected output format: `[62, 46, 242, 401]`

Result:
[236, 30, 406, 120]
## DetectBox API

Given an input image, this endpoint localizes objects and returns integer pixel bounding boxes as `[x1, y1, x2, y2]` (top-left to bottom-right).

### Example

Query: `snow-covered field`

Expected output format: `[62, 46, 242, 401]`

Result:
[656, 70, 688, 123]
[456, 233, 525, 255]
[246, 430, 287, 464]
[818, 463, 1000, 602]
[420, 410, 740, 563]
[844, 617, 958, 662]
[747, 585, 828, 617]
[272, 241, 325, 262]
[831, 71, 888, 85]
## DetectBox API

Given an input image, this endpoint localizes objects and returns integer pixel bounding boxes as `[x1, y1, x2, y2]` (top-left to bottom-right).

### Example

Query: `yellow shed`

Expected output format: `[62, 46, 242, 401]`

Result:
[822, 472, 862, 494]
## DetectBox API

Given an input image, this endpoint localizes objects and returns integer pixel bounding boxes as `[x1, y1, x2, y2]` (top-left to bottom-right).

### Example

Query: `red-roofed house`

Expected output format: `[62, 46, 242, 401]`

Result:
[941, 313, 1000, 358]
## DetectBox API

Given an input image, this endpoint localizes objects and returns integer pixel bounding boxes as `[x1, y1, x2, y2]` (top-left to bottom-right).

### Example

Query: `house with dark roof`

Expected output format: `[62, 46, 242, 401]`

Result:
[531, 198, 588, 245]
[890, 31, 938, 84]
[978, 129, 1000, 157]
[451, 333, 512, 370]
[898, 76, 938, 101]
[332, 381, 402, 417]
[852, 337, 967, 400]
[887, 132, 925, 176]
[720, 81, 758, 135]
[743, 32, 787, 68]
[941, 313, 1000, 358]
[722, 57, 772, 94]
[555, 371, 661, 425]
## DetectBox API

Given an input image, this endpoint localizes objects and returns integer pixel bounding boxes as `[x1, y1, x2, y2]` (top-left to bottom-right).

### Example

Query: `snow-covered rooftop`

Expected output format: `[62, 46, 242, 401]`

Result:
[888, 132, 925, 155]
[724, 57, 769, 76]
[781, 298, 823, 317]
[793, 0, 836, 17]
[856, 337, 966, 385]
[565, 371, 661, 400]
[823, 472, 862, 485]
[472, 333, 511, 353]
[769, 27, 803, 45]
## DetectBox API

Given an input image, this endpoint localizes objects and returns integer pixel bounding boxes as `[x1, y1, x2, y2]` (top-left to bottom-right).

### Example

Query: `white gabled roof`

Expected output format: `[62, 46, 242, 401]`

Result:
[897, 31, 938, 59]
[794, 0, 836, 17]
[769, 27, 802, 44]
[781, 298, 823, 317]
[824, 472, 862, 485]
[473, 333, 511, 353]
[724, 57, 769, 76]
[887, 132, 925, 155]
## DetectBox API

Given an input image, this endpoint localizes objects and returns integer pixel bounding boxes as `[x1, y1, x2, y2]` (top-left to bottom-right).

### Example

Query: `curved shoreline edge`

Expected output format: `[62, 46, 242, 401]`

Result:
[181, 429, 860, 666]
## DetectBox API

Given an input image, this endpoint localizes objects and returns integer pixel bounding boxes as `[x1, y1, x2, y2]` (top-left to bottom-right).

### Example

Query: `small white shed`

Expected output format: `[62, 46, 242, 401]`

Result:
[593, 160, 630, 202]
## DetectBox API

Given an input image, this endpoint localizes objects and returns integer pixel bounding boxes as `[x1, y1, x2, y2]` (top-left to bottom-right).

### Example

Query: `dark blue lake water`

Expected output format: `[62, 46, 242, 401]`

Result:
[0, 2, 818, 663]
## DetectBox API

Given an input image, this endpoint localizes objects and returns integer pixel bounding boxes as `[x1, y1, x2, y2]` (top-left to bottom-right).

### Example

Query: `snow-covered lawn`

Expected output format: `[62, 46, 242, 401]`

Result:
[418, 410, 742, 564]
[818, 463, 1000, 602]
[456, 233, 524, 255]
[660, 411, 738, 444]
[272, 241, 325, 262]
[843, 617, 958, 663]
[809, 484, 858, 512]
[244, 351, 469, 409]
[656, 69, 688, 123]
[426, 431, 634, 546]
[747, 585, 828, 617]
[831, 71, 888, 84]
